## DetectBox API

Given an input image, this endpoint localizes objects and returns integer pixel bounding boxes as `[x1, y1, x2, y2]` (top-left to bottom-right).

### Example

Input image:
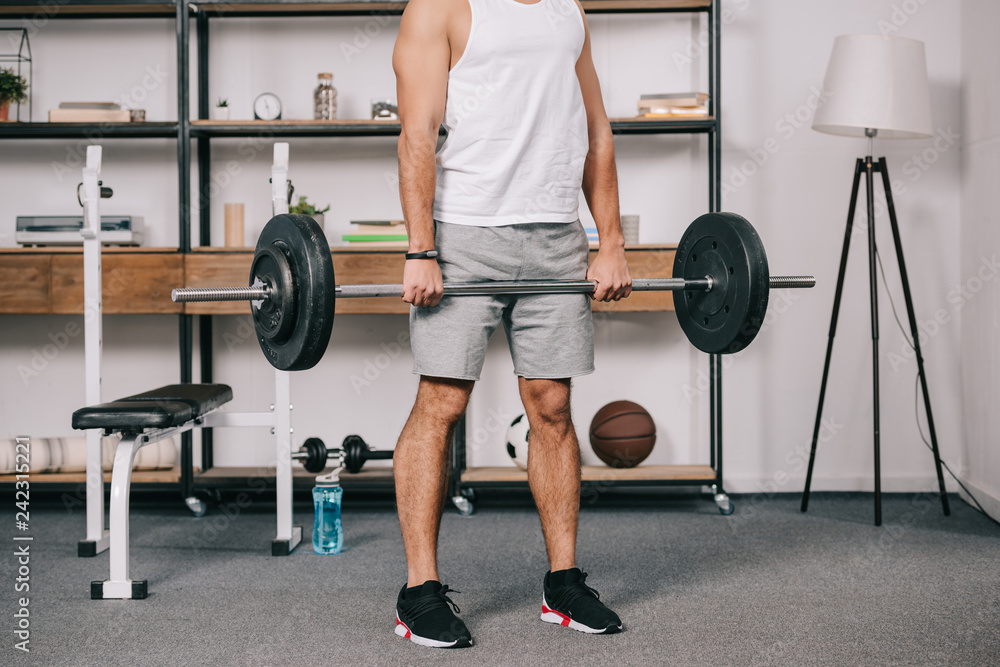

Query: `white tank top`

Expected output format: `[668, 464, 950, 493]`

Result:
[433, 0, 588, 226]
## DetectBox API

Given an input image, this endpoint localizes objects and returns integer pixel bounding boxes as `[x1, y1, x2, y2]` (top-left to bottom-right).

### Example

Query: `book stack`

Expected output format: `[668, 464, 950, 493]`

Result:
[637, 93, 709, 118]
[341, 220, 409, 248]
[49, 102, 132, 123]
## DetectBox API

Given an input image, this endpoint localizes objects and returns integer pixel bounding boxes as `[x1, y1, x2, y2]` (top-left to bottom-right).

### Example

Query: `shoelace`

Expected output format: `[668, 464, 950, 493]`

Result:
[405, 585, 462, 620]
[549, 572, 601, 610]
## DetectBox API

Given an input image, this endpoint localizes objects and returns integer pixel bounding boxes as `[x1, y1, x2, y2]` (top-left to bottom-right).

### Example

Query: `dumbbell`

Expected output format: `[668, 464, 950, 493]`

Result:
[291, 434, 393, 474]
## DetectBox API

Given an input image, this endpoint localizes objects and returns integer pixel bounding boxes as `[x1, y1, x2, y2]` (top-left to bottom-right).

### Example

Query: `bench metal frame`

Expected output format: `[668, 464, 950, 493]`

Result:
[93, 419, 208, 600]
[79, 146, 110, 560]
[78, 145, 302, 601]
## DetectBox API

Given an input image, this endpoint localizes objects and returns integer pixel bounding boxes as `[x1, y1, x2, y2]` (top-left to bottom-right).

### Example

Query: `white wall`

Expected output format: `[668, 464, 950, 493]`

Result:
[0, 1, 971, 495]
[959, 0, 1000, 520]
[713, 0, 964, 496]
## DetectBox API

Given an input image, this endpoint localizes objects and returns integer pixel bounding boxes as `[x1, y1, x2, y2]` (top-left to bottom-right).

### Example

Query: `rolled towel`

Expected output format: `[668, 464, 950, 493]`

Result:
[0, 440, 15, 474]
[158, 437, 178, 470]
[46, 438, 65, 472]
[61, 437, 88, 473]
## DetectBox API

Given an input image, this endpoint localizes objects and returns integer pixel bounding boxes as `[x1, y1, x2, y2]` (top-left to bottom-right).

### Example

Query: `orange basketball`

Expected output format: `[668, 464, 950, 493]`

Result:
[589, 401, 656, 468]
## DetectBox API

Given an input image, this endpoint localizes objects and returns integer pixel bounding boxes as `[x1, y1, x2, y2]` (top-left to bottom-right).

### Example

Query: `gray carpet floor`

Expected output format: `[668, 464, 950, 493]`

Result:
[1, 491, 998, 666]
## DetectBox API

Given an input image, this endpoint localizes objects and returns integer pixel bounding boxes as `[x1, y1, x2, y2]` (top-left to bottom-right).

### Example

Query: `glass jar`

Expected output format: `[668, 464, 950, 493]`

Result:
[314, 72, 337, 120]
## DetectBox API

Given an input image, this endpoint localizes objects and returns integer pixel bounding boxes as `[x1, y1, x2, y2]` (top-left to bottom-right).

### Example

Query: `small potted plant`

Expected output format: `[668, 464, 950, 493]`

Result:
[0, 67, 29, 122]
[212, 97, 229, 121]
[289, 195, 331, 229]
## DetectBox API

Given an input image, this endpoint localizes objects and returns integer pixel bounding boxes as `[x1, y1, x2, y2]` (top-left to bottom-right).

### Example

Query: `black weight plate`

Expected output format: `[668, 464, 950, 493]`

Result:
[301, 437, 328, 473]
[250, 244, 296, 344]
[252, 214, 336, 370]
[673, 212, 769, 354]
[342, 434, 366, 474]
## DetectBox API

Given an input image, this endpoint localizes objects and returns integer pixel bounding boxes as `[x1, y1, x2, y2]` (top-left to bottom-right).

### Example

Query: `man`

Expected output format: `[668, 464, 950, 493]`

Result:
[392, 0, 632, 648]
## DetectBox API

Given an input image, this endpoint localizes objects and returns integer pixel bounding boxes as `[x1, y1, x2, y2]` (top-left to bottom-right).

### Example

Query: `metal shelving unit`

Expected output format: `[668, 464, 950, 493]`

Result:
[185, 0, 726, 512]
[2, 0, 726, 512]
[0, 0, 195, 500]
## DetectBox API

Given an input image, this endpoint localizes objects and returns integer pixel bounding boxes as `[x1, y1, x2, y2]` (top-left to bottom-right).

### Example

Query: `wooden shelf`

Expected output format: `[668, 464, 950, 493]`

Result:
[194, 465, 394, 489]
[0, 467, 183, 485]
[0, 117, 710, 141]
[0, 245, 676, 314]
[0, 465, 714, 488]
[0, 249, 183, 314]
[190, 119, 406, 137]
[188, 117, 714, 138]
[1, 0, 706, 20]
[0, 123, 178, 139]
[0, 247, 174, 254]
[189, 0, 710, 18]
[0, 2, 176, 19]
[583, 0, 710, 10]
[462, 464, 717, 485]
[611, 116, 715, 134]
[0, 465, 393, 490]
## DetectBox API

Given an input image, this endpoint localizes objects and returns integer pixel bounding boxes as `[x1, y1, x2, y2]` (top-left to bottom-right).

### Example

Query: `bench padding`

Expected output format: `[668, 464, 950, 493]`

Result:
[72, 384, 233, 433]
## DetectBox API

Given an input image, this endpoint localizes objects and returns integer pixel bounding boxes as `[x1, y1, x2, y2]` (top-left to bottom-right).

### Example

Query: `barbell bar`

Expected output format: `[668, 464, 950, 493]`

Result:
[172, 276, 815, 303]
[168, 211, 816, 370]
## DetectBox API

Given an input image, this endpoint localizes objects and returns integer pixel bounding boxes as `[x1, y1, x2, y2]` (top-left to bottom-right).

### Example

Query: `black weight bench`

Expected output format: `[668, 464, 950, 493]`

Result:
[72, 383, 232, 600]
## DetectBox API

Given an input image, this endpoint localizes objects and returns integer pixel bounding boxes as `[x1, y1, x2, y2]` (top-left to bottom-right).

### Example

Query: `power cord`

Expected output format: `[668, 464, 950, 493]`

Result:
[911, 373, 999, 526]
[874, 247, 1000, 527]
[875, 248, 913, 349]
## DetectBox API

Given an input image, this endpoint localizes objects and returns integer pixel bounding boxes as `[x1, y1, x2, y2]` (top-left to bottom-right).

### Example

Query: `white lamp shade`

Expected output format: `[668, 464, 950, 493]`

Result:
[812, 34, 933, 139]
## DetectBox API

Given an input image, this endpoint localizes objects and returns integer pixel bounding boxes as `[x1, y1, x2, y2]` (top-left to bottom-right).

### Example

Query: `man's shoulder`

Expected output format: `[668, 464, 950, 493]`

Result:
[403, 0, 467, 19]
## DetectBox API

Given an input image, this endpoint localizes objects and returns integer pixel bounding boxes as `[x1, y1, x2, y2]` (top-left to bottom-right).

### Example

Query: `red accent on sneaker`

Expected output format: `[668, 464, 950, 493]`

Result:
[397, 619, 411, 638]
[542, 604, 571, 627]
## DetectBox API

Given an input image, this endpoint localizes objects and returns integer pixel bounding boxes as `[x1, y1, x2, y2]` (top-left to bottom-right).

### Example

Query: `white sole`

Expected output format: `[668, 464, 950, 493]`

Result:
[395, 613, 471, 648]
[540, 596, 622, 634]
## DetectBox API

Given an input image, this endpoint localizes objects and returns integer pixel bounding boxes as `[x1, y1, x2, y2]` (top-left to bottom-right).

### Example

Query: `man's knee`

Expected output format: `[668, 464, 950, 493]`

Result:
[414, 376, 474, 426]
[521, 379, 572, 429]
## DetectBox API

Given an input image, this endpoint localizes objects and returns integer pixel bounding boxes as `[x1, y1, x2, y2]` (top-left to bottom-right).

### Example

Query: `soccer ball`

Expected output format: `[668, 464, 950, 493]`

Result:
[506, 414, 530, 470]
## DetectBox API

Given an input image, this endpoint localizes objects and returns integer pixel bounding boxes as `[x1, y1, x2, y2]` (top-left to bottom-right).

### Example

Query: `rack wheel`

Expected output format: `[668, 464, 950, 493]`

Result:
[185, 496, 207, 517]
[714, 492, 734, 515]
[460, 487, 476, 503]
[452, 495, 474, 516]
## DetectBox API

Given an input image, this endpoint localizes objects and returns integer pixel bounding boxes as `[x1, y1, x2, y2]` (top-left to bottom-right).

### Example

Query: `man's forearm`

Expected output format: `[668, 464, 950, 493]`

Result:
[582, 130, 625, 251]
[399, 129, 438, 252]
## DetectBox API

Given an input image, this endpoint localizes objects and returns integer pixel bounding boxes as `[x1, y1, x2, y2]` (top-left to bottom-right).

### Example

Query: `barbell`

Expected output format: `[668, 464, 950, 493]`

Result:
[171, 212, 815, 370]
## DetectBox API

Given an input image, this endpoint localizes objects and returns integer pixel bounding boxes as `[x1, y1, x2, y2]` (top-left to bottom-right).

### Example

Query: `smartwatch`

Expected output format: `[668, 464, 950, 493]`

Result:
[405, 250, 439, 260]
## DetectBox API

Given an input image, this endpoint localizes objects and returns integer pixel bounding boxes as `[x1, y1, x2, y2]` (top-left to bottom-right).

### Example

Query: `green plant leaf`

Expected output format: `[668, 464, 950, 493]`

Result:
[0, 67, 29, 104]
[288, 194, 328, 217]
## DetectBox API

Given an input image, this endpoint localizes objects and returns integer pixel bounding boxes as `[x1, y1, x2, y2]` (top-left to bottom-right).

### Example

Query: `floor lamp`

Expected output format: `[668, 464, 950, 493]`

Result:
[799, 34, 950, 526]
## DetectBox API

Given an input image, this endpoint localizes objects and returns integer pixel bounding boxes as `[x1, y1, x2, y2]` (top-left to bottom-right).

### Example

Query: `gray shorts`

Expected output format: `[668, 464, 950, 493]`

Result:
[411, 220, 594, 381]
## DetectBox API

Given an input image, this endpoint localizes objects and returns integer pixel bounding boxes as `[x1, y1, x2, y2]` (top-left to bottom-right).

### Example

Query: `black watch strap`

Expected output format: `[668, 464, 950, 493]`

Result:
[405, 250, 439, 260]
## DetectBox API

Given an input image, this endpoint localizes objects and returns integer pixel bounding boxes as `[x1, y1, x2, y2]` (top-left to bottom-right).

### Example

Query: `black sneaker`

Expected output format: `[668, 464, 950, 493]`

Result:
[395, 580, 473, 648]
[541, 568, 623, 634]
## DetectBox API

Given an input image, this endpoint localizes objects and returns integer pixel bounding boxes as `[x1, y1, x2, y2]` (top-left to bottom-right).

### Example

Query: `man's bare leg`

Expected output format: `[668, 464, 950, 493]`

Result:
[395, 376, 474, 587]
[519, 377, 579, 571]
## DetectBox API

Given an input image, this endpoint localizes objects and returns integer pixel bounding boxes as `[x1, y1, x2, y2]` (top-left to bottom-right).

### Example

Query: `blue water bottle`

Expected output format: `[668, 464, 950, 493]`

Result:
[312, 465, 344, 555]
